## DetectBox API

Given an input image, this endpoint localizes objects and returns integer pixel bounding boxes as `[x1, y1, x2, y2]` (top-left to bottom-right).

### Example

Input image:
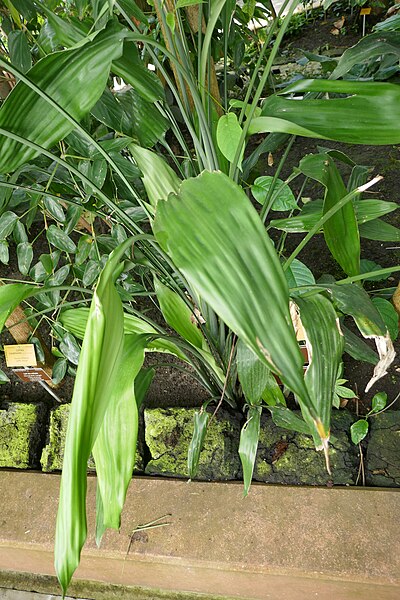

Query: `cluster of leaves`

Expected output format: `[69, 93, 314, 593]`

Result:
[0, 0, 399, 595]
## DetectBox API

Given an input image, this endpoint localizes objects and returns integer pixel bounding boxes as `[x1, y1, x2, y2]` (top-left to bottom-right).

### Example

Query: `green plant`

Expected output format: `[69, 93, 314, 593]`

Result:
[0, 0, 399, 594]
[350, 391, 388, 443]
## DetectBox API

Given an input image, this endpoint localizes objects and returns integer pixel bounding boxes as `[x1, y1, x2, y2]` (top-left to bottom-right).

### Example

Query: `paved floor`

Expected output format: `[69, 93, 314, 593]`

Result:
[0, 591, 87, 600]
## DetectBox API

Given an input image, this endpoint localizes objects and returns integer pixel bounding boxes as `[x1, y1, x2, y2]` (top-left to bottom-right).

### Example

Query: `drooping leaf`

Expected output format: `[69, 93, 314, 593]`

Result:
[154, 170, 326, 445]
[296, 293, 344, 454]
[236, 338, 270, 405]
[342, 324, 378, 365]
[93, 333, 148, 534]
[324, 283, 395, 391]
[331, 31, 400, 79]
[52, 357, 67, 385]
[187, 409, 210, 479]
[239, 405, 261, 497]
[371, 297, 399, 341]
[0, 22, 126, 173]
[154, 276, 204, 349]
[299, 153, 360, 277]
[8, 30, 32, 74]
[268, 405, 311, 434]
[112, 42, 164, 102]
[249, 79, 400, 145]
[359, 219, 400, 242]
[54, 238, 133, 594]
[129, 144, 181, 208]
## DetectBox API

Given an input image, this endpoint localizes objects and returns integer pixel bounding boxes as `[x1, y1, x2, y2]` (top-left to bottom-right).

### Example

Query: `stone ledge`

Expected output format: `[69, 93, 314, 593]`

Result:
[0, 472, 399, 600]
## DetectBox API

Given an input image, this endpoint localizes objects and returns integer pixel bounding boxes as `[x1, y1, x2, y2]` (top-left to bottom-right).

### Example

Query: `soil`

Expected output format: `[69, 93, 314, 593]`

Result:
[0, 9, 399, 416]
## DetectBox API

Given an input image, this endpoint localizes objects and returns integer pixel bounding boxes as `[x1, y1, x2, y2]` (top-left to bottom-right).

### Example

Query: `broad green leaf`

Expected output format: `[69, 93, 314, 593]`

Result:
[251, 176, 296, 211]
[8, 30, 32, 74]
[216, 112, 245, 168]
[187, 409, 210, 479]
[374, 13, 400, 31]
[271, 199, 398, 234]
[154, 171, 326, 445]
[371, 297, 399, 341]
[296, 293, 344, 449]
[129, 144, 181, 209]
[299, 153, 360, 277]
[0, 23, 126, 173]
[268, 405, 311, 434]
[359, 219, 400, 242]
[116, 0, 147, 24]
[331, 32, 400, 79]
[79, 159, 107, 196]
[55, 238, 133, 594]
[93, 333, 148, 533]
[239, 406, 261, 497]
[47, 225, 76, 253]
[0, 211, 18, 238]
[112, 42, 164, 103]
[350, 419, 368, 445]
[249, 80, 400, 145]
[17, 241, 33, 275]
[237, 338, 270, 405]
[371, 391, 387, 413]
[285, 258, 315, 292]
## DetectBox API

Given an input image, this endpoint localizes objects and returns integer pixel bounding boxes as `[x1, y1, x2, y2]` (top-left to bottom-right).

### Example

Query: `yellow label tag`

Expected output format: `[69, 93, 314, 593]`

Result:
[360, 7, 371, 15]
[4, 344, 37, 367]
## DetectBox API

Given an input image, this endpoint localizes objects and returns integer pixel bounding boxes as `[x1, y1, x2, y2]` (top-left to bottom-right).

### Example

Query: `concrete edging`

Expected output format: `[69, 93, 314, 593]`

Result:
[0, 471, 399, 599]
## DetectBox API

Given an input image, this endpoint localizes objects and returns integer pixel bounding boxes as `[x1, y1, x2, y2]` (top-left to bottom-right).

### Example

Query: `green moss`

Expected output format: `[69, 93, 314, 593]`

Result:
[41, 403, 143, 473]
[255, 410, 358, 485]
[0, 402, 46, 468]
[144, 408, 241, 480]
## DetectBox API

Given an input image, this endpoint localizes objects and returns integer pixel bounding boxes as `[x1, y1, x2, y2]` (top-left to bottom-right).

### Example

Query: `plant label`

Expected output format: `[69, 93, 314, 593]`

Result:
[4, 343, 37, 367]
[13, 367, 52, 383]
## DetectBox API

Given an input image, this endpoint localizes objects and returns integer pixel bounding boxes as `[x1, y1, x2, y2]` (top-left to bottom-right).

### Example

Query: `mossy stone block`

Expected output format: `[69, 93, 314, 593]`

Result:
[144, 407, 241, 480]
[366, 411, 400, 487]
[0, 402, 47, 468]
[255, 410, 358, 485]
[40, 403, 144, 473]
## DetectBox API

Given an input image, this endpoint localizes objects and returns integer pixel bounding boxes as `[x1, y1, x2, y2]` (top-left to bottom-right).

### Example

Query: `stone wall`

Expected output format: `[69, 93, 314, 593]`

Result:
[0, 400, 399, 487]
